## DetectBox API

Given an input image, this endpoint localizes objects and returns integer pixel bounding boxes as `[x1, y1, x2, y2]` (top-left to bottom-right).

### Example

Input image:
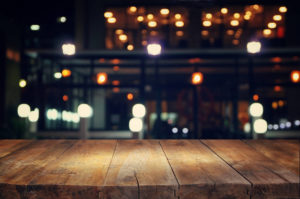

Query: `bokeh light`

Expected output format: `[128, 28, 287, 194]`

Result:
[77, 104, 93, 118]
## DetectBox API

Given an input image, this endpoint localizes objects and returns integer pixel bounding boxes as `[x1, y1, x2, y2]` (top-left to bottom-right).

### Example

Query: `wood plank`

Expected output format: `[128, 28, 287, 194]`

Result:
[0, 140, 75, 199]
[27, 140, 117, 199]
[244, 139, 300, 175]
[160, 140, 251, 199]
[0, 139, 33, 158]
[103, 140, 178, 199]
[202, 140, 300, 199]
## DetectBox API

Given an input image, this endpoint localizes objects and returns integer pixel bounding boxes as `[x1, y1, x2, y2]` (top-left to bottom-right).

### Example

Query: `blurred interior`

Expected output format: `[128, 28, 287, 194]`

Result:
[1, 0, 300, 139]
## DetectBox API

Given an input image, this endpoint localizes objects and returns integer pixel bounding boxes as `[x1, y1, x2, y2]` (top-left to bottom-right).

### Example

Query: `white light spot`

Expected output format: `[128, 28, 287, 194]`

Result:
[247, 41, 261, 54]
[249, 103, 264, 117]
[182, 127, 189, 134]
[17, 104, 31, 118]
[54, 72, 62, 79]
[28, 108, 39, 122]
[132, 104, 146, 118]
[30, 24, 40, 31]
[172, 127, 178, 134]
[244, 122, 251, 133]
[62, 43, 76, 55]
[77, 104, 93, 118]
[253, 119, 268, 134]
[147, 44, 161, 56]
[129, 118, 143, 132]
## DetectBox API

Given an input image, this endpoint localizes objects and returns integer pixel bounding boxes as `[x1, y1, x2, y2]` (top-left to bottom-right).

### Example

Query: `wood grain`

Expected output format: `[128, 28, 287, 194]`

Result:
[0, 139, 33, 158]
[27, 140, 117, 199]
[202, 140, 300, 199]
[0, 140, 75, 199]
[103, 140, 178, 199]
[244, 139, 300, 175]
[160, 140, 251, 199]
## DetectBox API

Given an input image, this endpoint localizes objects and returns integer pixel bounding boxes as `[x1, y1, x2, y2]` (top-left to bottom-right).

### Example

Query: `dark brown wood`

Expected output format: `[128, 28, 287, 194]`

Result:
[103, 140, 178, 199]
[0, 139, 33, 158]
[202, 140, 300, 199]
[160, 140, 251, 199]
[0, 139, 299, 199]
[244, 139, 300, 175]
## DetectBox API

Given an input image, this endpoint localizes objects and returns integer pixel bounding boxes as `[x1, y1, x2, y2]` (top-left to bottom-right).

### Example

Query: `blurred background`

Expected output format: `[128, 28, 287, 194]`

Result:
[1, 0, 300, 140]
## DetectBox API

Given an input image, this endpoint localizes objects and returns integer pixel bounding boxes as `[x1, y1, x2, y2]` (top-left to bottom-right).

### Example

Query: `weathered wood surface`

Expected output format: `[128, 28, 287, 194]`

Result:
[202, 140, 300, 199]
[0, 139, 299, 199]
[160, 140, 250, 199]
[244, 139, 300, 175]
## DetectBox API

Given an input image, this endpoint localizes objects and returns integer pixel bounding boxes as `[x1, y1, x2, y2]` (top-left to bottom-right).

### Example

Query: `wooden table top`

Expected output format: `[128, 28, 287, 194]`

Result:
[0, 139, 299, 199]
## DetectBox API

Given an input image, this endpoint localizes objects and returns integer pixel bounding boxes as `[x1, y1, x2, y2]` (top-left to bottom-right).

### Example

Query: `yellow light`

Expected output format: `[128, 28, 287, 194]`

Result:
[137, 16, 144, 22]
[174, 13, 182, 19]
[115, 29, 123, 34]
[253, 4, 260, 10]
[272, 101, 278, 109]
[263, 29, 272, 36]
[291, 70, 300, 83]
[104, 11, 113, 18]
[244, 15, 251, 20]
[160, 8, 169, 15]
[226, 29, 234, 35]
[148, 21, 157, 28]
[201, 30, 209, 36]
[203, 20, 212, 27]
[147, 14, 154, 20]
[107, 17, 116, 23]
[176, 30, 184, 37]
[127, 44, 134, 51]
[273, 15, 282, 21]
[30, 24, 40, 31]
[230, 20, 239, 26]
[268, 22, 277, 29]
[19, 79, 27, 88]
[233, 13, 240, 19]
[129, 6, 137, 13]
[191, 72, 203, 85]
[127, 93, 134, 101]
[221, 8, 228, 14]
[97, 73, 108, 85]
[206, 13, 212, 19]
[119, 34, 128, 42]
[246, 11, 252, 16]
[62, 69, 71, 77]
[279, 6, 287, 13]
[175, 21, 184, 27]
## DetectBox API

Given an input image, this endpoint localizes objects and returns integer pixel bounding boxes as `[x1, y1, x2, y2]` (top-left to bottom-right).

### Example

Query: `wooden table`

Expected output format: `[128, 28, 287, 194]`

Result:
[0, 139, 299, 199]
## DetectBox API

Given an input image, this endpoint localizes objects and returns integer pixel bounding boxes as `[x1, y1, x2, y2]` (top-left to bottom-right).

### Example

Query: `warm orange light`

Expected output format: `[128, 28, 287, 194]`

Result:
[232, 39, 239, 45]
[253, 94, 259, 101]
[119, 34, 128, 42]
[99, 58, 105, 63]
[62, 69, 71, 77]
[244, 14, 251, 20]
[191, 72, 203, 85]
[176, 30, 184, 37]
[253, 4, 260, 10]
[206, 13, 212, 19]
[127, 93, 134, 101]
[115, 29, 123, 34]
[104, 12, 113, 18]
[230, 20, 239, 26]
[233, 13, 240, 19]
[175, 21, 184, 27]
[127, 44, 134, 51]
[221, 8, 228, 14]
[147, 14, 154, 20]
[271, 57, 281, 63]
[291, 70, 300, 83]
[201, 30, 209, 36]
[97, 73, 108, 85]
[268, 22, 277, 29]
[112, 80, 120, 86]
[279, 6, 287, 13]
[111, 59, 120, 64]
[226, 29, 234, 35]
[129, 6, 137, 13]
[203, 20, 212, 27]
[148, 21, 157, 27]
[273, 15, 282, 21]
[62, 95, 69, 101]
[274, 85, 282, 92]
[113, 66, 120, 71]
[107, 17, 116, 24]
[160, 8, 169, 15]
[113, 87, 120, 93]
[263, 29, 272, 36]
[278, 100, 284, 107]
[174, 13, 182, 19]
[137, 16, 144, 22]
[272, 101, 278, 109]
